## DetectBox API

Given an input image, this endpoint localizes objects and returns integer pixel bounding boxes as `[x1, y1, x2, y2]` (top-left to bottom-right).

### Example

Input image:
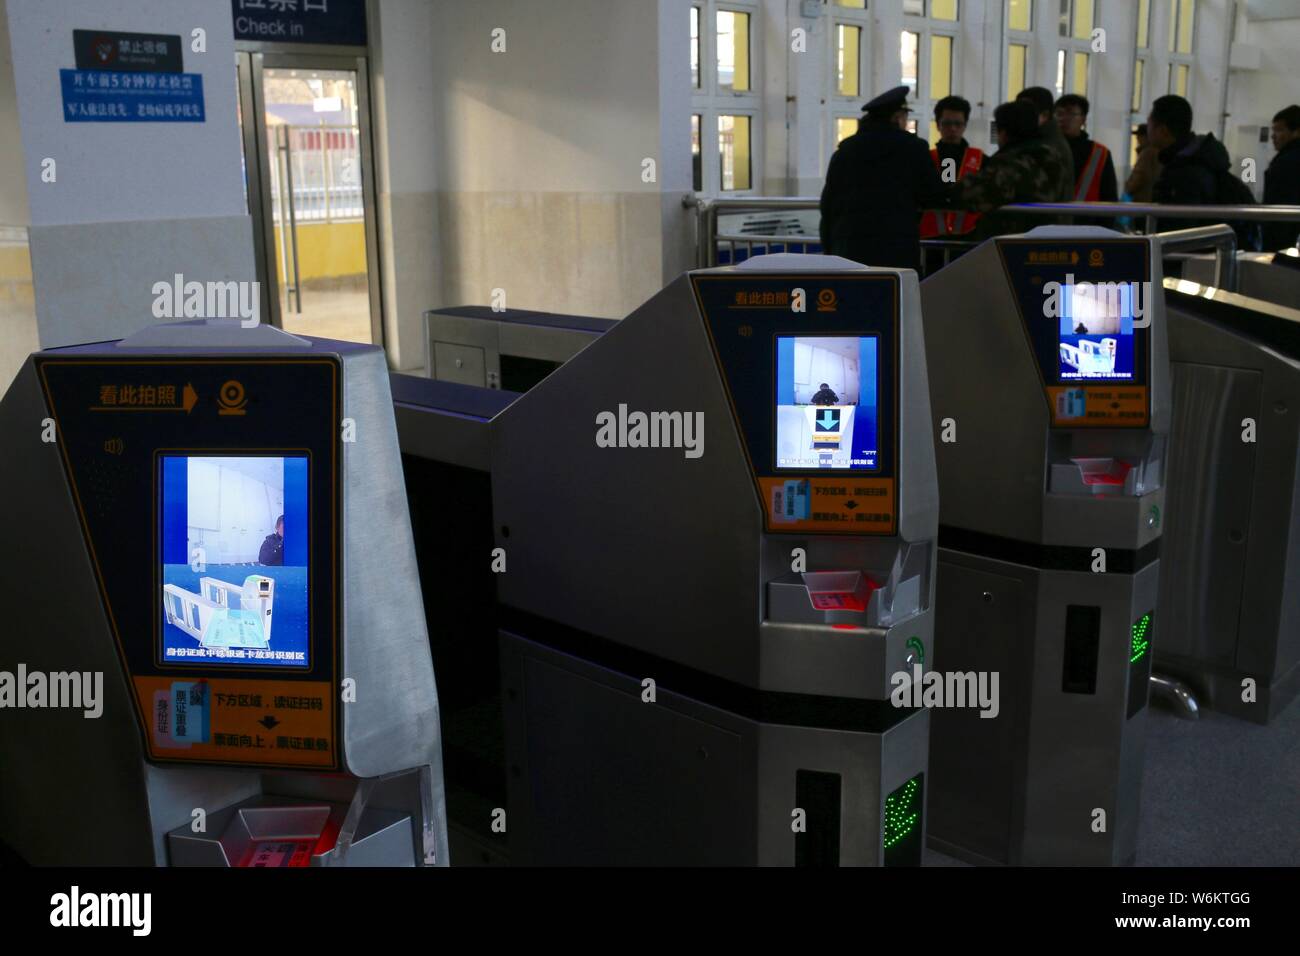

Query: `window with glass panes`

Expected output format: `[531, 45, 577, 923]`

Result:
[690, 1, 760, 193]
[831, 0, 871, 149]
[1166, 0, 1194, 98]
[1054, 0, 1097, 99]
[1005, 0, 1032, 101]
[1129, 0, 1151, 181]
[903, 0, 960, 145]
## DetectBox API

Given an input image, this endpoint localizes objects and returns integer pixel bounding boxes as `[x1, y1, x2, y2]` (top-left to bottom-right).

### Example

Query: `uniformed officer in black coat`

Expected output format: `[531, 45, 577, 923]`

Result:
[819, 86, 947, 273]
[258, 515, 285, 566]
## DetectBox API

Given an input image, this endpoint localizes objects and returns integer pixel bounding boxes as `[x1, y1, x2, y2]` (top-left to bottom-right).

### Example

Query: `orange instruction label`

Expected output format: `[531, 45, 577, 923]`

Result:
[759, 477, 896, 534]
[134, 676, 336, 768]
[1047, 385, 1149, 427]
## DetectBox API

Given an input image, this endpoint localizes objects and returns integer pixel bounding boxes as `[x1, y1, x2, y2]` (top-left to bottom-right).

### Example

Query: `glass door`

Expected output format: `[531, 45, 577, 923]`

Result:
[237, 52, 381, 345]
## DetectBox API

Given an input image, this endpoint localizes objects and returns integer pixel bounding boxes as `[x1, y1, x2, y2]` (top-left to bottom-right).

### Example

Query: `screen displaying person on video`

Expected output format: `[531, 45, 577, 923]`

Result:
[775, 336, 879, 470]
[1058, 281, 1136, 381]
[159, 455, 309, 668]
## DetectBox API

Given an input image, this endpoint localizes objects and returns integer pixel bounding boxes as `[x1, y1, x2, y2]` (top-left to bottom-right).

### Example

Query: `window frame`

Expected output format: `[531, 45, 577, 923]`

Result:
[904, 0, 962, 148]
[690, 0, 761, 195]
[1004, 0, 1033, 103]
[1054, 0, 1098, 98]
[1166, 0, 1195, 98]
[828, 0, 872, 157]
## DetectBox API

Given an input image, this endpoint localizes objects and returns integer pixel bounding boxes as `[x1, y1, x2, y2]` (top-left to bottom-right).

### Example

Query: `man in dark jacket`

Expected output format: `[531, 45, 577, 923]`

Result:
[1263, 104, 1300, 251]
[949, 100, 1067, 239]
[819, 86, 947, 273]
[258, 515, 284, 566]
[1149, 95, 1229, 207]
[811, 383, 840, 405]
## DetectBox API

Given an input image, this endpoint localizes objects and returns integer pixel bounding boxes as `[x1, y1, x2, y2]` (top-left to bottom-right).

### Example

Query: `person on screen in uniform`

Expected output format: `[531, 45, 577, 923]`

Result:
[811, 383, 840, 405]
[259, 515, 284, 566]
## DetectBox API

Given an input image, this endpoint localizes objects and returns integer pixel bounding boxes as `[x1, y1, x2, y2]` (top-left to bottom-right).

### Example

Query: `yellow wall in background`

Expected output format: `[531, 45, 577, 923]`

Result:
[0, 243, 33, 281]
[272, 220, 367, 282]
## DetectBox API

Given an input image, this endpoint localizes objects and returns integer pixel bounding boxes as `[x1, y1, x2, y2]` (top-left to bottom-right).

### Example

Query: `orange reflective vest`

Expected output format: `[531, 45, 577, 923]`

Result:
[1073, 141, 1111, 201]
[921, 146, 984, 238]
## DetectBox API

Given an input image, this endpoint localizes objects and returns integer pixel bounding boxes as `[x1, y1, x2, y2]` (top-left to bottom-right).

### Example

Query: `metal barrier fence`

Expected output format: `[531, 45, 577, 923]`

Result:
[688, 196, 1300, 288]
[268, 124, 364, 224]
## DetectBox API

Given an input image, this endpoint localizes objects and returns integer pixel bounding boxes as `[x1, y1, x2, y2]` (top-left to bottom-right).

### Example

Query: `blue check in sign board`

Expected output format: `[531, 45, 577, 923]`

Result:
[60, 69, 205, 122]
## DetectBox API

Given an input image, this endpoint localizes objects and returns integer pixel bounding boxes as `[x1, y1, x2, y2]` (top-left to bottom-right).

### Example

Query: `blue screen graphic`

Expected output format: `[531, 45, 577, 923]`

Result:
[775, 336, 879, 470]
[160, 456, 309, 668]
[1058, 281, 1136, 381]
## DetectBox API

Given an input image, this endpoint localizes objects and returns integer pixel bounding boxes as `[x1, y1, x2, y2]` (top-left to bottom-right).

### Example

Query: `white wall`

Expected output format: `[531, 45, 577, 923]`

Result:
[367, 0, 695, 368]
[369, 0, 441, 371]
[5, 0, 255, 349]
[1225, 5, 1300, 196]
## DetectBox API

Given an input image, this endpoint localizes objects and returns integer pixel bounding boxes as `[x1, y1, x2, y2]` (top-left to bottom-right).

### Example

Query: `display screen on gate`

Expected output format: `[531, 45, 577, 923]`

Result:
[160, 455, 310, 669]
[775, 335, 880, 470]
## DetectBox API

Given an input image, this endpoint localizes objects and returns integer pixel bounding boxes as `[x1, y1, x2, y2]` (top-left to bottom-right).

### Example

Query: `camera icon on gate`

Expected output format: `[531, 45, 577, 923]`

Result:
[217, 380, 248, 416]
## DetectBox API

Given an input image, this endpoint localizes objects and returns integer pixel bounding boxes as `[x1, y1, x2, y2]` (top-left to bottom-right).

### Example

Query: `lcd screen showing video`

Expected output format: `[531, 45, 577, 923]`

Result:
[775, 336, 879, 470]
[160, 455, 309, 668]
[1058, 281, 1136, 381]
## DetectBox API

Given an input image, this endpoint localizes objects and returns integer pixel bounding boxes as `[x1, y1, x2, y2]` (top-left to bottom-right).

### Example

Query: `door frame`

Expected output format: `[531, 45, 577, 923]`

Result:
[237, 50, 384, 346]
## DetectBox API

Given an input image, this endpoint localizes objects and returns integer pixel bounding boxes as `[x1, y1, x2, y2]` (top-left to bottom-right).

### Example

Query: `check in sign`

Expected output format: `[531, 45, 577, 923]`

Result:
[60, 68, 205, 122]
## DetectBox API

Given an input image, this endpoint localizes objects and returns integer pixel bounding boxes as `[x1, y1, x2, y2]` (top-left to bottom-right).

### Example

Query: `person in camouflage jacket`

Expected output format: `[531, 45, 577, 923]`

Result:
[950, 100, 1066, 239]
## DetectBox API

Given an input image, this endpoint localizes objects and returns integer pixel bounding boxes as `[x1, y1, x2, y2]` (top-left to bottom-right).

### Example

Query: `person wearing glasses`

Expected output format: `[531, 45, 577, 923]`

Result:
[921, 95, 985, 239]
[1055, 94, 1118, 202]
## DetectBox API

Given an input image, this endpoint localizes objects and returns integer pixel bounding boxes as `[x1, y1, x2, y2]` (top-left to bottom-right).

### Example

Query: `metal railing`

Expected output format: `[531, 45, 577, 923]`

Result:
[688, 196, 1300, 287]
[268, 124, 365, 224]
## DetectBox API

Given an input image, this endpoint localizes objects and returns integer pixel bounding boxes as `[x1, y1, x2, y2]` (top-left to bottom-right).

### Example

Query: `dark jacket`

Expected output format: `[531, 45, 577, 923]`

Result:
[1155, 132, 1231, 203]
[1152, 132, 1233, 232]
[1066, 131, 1118, 201]
[811, 386, 840, 405]
[819, 119, 947, 273]
[1038, 118, 1077, 202]
[951, 134, 1068, 238]
[1263, 138, 1300, 251]
[258, 533, 283, 566]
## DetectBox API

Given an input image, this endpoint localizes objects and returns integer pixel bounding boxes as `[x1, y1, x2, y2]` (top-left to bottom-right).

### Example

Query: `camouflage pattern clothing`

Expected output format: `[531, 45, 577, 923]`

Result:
[950, 135, 1067, 239]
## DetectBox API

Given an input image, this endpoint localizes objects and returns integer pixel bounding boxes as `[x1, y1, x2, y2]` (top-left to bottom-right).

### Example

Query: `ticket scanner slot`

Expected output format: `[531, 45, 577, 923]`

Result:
[767, 540, 929, 629]
[0, 319, 449, 866]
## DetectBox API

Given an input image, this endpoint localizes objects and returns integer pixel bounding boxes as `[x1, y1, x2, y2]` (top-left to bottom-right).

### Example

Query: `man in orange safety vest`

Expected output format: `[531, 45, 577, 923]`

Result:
[920, 95, 984, 238]
[1055, 93, 1118, 202]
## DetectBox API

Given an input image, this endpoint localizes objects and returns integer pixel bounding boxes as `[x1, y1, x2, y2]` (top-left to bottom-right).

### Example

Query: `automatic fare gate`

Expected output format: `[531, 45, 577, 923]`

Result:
[920, 227, 1170, 865]
[0, 320, 447, 866]
[489, 254, 938, 865]
[1159, 279, 1300, 722]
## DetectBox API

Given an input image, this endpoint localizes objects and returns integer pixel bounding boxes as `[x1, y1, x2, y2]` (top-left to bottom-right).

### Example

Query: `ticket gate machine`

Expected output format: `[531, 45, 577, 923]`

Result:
[1158, 279, 1300, 722]
[425, 305, 616, 391]
[920, 227, 1169, 865]
[1182, 250, 1300, 312]
[0, 321, 448, 866]
[491, 254, 938, 865]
